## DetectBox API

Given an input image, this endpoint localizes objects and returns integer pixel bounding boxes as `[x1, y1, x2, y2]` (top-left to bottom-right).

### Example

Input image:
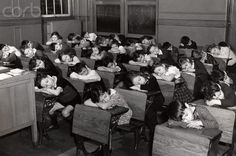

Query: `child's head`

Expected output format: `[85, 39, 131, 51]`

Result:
[73, 62, 89, 75]
[92, 46, 100, 54]
[87, 33, 97, 42]
[134, 43, 143, 51]
[148, 45, 159, 55]
[201, 81, 223, 100]
[210, 69, 225, 83]
[20, 40, 32, 50]
[84, 84, 109, 103]
[162, 42, 172, 50]
[101, 56, 115, 67]
[218, 41, 229, 48]
[128, 72, 147, 86]
[131, 51, 145, 62]
[218, 41, 231, 55]
[192, 50, 202, 59]
[50, 31, 62, 41]
[29, 57, 45, 71]
[209, 46, 220, 56]
[58, 49, 75, 63]
[80, 39, 92, 48]
[35, 73, 56, 89]
[140, 35, 153, 46]
[180, 36, 190, 45]
[0, 44, 9, 52]
[167, 101, 194, 122]
[179, 58, 193, 70]
[153, 64, 168, 76]
[24, 48, 37, 58]
[67, 33, 76, 41]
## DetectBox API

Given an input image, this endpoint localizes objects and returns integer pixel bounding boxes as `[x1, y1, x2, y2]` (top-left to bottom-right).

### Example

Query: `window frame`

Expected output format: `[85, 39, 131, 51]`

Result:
[41, 0, 72, 18]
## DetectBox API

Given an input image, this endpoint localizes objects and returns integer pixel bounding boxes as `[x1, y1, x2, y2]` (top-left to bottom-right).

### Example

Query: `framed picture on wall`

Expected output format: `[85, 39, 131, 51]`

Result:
[127, 4, 156, 35]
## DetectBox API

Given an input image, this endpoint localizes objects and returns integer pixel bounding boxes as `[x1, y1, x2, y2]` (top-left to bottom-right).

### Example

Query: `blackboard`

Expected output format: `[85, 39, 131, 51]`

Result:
[96, 5, 120, 33]
[128, 5, 156, 35]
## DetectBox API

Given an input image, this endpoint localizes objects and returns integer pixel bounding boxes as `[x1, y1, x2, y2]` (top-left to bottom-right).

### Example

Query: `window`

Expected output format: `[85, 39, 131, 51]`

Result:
[96, 5, 121, 33]
[41, 0, 71, 17]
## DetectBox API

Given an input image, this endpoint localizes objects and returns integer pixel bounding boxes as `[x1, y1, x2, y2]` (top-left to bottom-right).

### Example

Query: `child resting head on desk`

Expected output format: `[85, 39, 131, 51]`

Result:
[167, 100, 219, 129]
[201, 81, 236, 108]
[83, 83, 132, 125]
[97, 55, 125, 73]
[126, 71, 162, 93]
[55, 48, 80, 66]
[153, 63, 193, 103]
[35, 73, 81, 118]
[68, 62, 101, 82]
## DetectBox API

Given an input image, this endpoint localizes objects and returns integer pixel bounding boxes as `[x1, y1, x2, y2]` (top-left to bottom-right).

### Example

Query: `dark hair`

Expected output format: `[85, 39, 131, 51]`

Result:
[71, 62, 87, 74]
[50, 43, 57, 51]
[0, 44, 6, 50]
[28, 57, 37, 70]
[140, 35, 153, 42]
[192, 50, 202, 58]
[83, 83, 108, 103]
[20, 40, 30, 50]
[179, 58, 193, 66]
[111, 39, 120, 47]
[152, 63, 170, 73]
[58, 48, 76, 61]
[201, 81, 221, 100]
[162, 42, 171, 50]
[180, 36, 190, 45]
[118, 34, 126, 46]
[51, 31, 62, 39]
[167, 101, 186, 121]
[218, 41, 228, 47]
[67, 33, 76, 41]
[206, 44, 217, 52]
[101, 55, 114, 67]
[210, 69, 225, 83]
[127, 71, 148, 84]
[147, 45, 158, 54]
[130, 51, 141, 62]
[130, 50, 145, 61]
[35, 72, 48, 88]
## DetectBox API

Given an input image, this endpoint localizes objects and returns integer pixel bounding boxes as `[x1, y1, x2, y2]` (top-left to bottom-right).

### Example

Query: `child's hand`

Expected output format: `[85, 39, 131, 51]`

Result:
[54, 58, 61, 64]
[186, 120, 203, 129]
[206, 99, 221, 106]
[34, 86, 42, 92]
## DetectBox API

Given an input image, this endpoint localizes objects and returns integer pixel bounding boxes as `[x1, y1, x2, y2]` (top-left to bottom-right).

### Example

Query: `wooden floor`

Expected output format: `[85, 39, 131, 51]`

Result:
[1, 120, 236, 156]
[0, 121, 149, 156]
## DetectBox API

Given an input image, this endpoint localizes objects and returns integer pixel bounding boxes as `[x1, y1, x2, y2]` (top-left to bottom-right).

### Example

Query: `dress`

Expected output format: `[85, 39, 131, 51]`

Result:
[109, 89, 132, 125]
[56, 77, 81, 107]
[218, 82, 236, 108]
[193, 59, 209, 100]
[140, 75, 165, 130]
[166, 66, 193, 103]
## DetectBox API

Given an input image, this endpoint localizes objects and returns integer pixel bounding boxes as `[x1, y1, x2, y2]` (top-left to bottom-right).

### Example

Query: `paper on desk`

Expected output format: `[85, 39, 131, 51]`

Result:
[0, 73, 12, 80]
[0, 66, 8, 70]
[10, 68, 25, 75]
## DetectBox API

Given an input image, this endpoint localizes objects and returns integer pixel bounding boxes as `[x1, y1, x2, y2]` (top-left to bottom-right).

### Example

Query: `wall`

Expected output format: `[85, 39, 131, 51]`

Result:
[0, 0, 42, 47]
[80, 0, 228, 47]
[228, 0, 236, 50]
[43, 0, 82, 44]
[158, 0, 227, 46]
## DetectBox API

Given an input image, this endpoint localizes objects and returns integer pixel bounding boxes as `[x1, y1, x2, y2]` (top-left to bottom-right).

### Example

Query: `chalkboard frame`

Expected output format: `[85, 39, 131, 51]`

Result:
[125, 1, 158, 38]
